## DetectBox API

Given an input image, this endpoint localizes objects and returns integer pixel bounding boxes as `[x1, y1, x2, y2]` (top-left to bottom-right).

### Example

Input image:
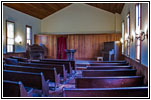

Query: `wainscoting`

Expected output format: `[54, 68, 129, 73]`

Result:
[35, 33, 122, 60]
[124, 56, 148, 85]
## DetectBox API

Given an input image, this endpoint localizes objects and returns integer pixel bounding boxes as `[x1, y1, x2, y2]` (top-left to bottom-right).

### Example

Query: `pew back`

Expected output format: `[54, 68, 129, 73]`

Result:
[3, 70, 49, 96]
[19, 62, 67, 81]
[3, 80, 32, 97]
[31, 60, 72, 74]
[4, 64, 60, 87]
[76, 76, 143, 88]
[87, 66, 132, 70]
[88, 63, 129, 66]
[41, 59, 76, 70]
[63, 87, 148, 97]
[82, 69, 136, 77]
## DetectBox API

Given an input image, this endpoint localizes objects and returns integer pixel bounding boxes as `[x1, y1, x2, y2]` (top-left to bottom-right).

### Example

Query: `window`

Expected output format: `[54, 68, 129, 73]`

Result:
[127, 13, 130, 57]
[26, 25, 32, 45]
[6, 20, 15, 53]
[122, 21, 125, 54]
[135, 3, 141, 61]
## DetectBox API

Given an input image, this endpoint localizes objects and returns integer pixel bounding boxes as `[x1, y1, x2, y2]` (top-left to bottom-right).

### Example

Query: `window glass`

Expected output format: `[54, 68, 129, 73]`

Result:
[6, 21, 15, 53]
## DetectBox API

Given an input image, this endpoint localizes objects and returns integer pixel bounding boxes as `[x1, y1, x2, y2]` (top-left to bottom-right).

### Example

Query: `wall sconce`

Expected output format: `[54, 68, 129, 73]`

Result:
[120, 38, 123, 44]
[136, 30, 148, 41]
[15, 35, 22, 44]
[128, 35, 133, 42]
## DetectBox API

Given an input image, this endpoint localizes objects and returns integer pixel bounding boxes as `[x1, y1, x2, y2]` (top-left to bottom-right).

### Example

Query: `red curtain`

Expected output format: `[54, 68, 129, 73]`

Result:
[57, 37, 67, 59]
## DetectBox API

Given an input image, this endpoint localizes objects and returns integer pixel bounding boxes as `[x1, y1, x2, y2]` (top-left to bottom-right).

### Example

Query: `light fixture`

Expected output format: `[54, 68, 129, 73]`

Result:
[15, 35, 22, 44]
[125, 33, 133, 43]
[136, 30, 147, 41]
[128, 35, 133, 42]
[120, 38, 123, 44]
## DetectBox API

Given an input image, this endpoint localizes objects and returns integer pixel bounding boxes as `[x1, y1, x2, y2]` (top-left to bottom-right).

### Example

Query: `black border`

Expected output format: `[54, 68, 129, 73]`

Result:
[1, 1, 150, 99]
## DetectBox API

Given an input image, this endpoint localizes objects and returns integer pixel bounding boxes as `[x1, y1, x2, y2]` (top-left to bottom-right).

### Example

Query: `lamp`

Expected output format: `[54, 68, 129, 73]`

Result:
[125, 33, 133, 43]
[120, 38, 123, 44]
[128, 35, 133, 42]
[15, 35, 22, 44]
[136, 30, 147, 41]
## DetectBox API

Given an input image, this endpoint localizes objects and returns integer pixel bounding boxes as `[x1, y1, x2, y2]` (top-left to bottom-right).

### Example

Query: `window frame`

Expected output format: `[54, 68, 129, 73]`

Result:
[6, 20, 15, 53]
[25, 25, 32, 45]
[135, 3, 142, 63]
[122, 21, 125, 55]
[126, 12, 130, 57]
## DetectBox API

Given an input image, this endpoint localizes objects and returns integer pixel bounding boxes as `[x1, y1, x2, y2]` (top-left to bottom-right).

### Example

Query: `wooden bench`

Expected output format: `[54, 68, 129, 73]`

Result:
[4, 64, 60, 88]
[19, 62, 67, 81]
[63, 87, 148, 97]
[3, 80, 33, 97]
[10, 56, 28, 62]
[87, 66, 132, 70]
[40, 59, 76, 71]
[3, 70, 49, 96]
[89, 61, 127, 63]
[82, 69, 136, 77]
[88, 63, 129, 66]
[75, 76, 143, 88]
[31, 60, 72, 75]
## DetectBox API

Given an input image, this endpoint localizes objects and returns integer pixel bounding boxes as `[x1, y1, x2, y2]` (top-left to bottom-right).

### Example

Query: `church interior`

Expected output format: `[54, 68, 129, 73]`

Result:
[2, 2, 149, 98]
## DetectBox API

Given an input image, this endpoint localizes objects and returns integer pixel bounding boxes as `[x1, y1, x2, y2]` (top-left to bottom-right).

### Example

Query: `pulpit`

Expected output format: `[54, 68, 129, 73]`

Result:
[65, 49, 76, 60]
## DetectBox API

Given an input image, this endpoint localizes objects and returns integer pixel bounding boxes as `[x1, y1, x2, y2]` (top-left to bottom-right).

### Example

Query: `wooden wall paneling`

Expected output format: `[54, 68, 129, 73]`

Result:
[34, 33, 122, 60]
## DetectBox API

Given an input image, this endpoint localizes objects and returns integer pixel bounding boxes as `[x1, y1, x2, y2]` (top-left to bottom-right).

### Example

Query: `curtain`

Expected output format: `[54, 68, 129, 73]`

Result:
[57, 37, 67, 59]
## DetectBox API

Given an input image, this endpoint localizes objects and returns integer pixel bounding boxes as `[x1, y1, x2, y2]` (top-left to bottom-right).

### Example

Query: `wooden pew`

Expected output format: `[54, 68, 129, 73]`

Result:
[75, 76, 143, 88]
[87, 66, 132, 70]
[4, 64, 60, 88]
[31, 60, 72, 75]
[18, 62, 67, 81]
[82, 69, 136, 77]
[89, 61, 127, 63]
[10, 56, 28, 62]
[3, 70, 49, 96]
[40, 59, 76, 72]
[3, 80, 33, 97]
[88, 63, 129, 66]
[63, 87, 148, 97]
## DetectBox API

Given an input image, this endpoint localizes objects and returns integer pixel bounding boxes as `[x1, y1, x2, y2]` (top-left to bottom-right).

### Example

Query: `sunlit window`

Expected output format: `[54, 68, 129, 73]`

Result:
[6, 21, 15, 53]
[136, 3, 141, 61]
[127, 14, 130, 57]
[122, 22, 125, 54]
[26, 26, 32, 45]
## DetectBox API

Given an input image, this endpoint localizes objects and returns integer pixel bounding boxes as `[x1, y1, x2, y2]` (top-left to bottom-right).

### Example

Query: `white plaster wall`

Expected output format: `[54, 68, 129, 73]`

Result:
[41, 3, 121, 34]
[3, 5, 41, 53]
[121, 3, 148, 66]
[115, 13, 122, 33]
